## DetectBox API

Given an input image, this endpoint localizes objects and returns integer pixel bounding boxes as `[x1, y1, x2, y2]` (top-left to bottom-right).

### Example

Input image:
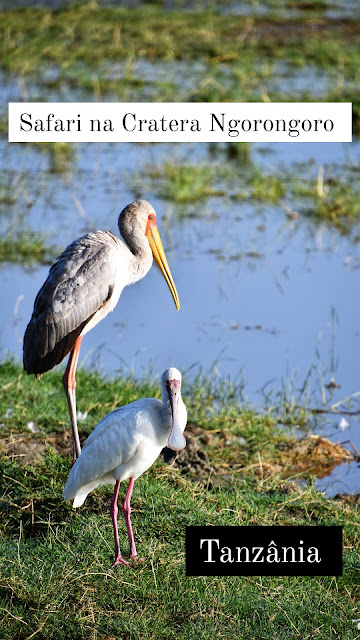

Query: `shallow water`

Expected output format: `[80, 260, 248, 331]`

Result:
[1, 135, 359, 496]
[1, 0, 360, 496]
[1, 0, 359, 19]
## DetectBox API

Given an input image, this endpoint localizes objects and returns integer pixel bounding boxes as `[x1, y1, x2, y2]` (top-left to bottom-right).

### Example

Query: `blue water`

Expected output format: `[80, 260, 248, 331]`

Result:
[1, 137, 359, 496]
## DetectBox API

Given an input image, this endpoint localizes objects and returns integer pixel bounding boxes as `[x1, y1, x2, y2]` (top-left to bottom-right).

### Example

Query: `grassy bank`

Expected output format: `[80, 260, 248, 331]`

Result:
[2, 5, 360, 72]
[0, 361, 359, 639]
[1, 5, 359, 116]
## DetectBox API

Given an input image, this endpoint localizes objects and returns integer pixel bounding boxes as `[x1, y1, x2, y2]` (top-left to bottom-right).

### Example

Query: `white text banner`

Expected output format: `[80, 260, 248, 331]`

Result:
[8, 102, 352, 143]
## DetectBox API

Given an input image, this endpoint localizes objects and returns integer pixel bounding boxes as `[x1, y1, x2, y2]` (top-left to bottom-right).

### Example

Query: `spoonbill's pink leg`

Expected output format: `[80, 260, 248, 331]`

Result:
[111, 480, 129, 567]
[122, 477, 138, 559]
[62, 335, 82, 462]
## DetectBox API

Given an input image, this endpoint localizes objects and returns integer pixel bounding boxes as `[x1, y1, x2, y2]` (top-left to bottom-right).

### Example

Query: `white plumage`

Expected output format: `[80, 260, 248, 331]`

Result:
[63, 367, 187, 566]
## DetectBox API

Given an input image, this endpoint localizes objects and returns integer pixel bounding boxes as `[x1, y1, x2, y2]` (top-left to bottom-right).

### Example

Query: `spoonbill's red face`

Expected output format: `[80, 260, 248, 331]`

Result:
[166, 378, 180, 399]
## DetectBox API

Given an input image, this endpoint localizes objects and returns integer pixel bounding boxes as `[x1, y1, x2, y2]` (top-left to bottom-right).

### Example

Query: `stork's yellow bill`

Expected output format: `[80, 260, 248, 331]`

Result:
[146, 216, 180, 311]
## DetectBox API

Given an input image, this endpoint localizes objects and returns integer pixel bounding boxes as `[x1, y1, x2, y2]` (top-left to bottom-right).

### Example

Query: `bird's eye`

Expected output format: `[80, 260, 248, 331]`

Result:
[148, 215, 154, 220]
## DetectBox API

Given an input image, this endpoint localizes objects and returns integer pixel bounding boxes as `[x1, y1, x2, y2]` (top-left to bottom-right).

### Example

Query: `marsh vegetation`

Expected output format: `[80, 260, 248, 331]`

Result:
[0, 1, 360, 637]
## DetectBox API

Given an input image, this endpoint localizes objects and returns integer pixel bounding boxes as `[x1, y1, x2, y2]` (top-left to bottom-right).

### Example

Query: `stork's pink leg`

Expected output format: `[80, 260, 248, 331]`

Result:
[111, 480, 128, 567]
[122, 477, 138, 559]
[62, 336, 82, 462]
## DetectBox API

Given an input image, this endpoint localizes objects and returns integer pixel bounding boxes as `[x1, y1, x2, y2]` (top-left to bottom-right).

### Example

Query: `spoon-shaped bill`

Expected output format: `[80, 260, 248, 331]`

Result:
[166, 378, 186, 451]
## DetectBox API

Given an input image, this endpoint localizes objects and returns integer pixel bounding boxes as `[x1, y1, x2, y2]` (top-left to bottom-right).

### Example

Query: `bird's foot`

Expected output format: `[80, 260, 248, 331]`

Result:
[130, 554, 145, 565]
[112, 555, 129, 568]
[111, 553, 145, 568]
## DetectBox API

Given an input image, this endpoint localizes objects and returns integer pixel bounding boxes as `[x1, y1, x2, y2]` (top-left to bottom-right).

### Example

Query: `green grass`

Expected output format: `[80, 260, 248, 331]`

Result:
[0, 360, 359, 639]
[1, 458, 359, 640]
[1, 5, 359, 71]
[312, 182, 360, 228]
[235, 168, 286, 204]
[135, 153, 360, 237]
[39, 142, 76, 174]
[1, 1, 360, 193]
[288, 170, 360, 234]
[0, 360, 281, 454]
[1, 156, 354, 269]
[2, 155, 359, 266]
[136, 157, 360, 234]
[0, 230, 59, 265]
[143, 162, 226, 204]
[0, 360, 160, 436]
[0, 182, 17, 207]
[1, 5, 360, 117]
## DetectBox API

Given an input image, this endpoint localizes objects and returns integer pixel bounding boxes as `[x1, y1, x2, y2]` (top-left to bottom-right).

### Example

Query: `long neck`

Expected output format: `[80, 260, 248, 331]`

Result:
[119, 223, 153, 285]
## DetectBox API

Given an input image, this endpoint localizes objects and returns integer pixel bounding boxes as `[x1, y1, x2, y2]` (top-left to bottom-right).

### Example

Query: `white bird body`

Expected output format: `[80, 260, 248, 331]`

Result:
[63, 367, 187, 566]
[64, 397, 186, 507]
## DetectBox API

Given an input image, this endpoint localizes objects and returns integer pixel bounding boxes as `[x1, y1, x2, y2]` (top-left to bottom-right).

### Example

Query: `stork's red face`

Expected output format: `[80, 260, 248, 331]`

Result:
[145, 213, 180, 311]
[145, 213, 157, 236]
[166, 378, 186, 451]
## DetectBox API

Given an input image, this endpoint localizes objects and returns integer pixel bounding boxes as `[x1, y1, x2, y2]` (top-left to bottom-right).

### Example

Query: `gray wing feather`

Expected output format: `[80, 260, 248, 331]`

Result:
[23, 231, 119, 373]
